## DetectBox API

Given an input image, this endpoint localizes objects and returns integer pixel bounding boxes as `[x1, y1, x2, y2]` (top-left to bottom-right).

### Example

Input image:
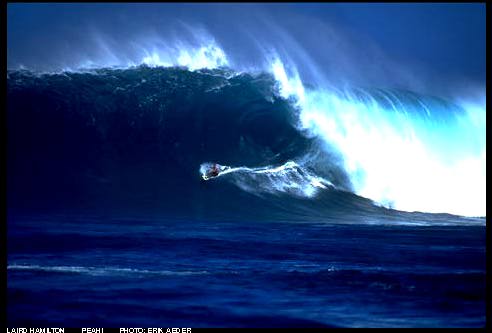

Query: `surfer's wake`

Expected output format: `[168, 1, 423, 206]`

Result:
[201, 161, 334, 198]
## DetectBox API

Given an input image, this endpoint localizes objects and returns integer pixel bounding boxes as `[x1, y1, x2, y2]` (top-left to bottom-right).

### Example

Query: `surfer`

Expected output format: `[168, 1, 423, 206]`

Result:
[208, 163, 220, 178]
[202, 163, 221, 180]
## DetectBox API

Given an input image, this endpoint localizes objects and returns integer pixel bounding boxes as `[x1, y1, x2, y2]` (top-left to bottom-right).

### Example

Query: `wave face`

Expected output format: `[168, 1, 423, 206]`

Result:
[7, 63, 485, 221]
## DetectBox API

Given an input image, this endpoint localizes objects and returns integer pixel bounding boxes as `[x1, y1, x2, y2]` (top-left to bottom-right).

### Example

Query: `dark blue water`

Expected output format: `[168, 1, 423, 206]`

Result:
[7, 215, 486, 327]
[7, 67, 486, 327]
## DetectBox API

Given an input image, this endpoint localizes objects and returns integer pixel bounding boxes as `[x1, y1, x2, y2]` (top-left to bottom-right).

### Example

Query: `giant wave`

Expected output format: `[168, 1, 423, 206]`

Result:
[6, 44, 486, 221]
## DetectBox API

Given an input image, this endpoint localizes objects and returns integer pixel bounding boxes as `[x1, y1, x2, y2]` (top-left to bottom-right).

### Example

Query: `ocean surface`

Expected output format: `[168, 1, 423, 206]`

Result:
[7, 66, 486, 327]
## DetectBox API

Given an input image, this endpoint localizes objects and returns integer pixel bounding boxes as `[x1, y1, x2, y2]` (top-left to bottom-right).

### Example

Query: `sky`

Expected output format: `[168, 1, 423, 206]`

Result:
[7, 3, 486, 95]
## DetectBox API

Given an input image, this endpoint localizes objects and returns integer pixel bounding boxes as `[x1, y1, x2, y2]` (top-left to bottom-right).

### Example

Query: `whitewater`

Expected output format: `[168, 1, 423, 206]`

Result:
[269, 58, 485, 217]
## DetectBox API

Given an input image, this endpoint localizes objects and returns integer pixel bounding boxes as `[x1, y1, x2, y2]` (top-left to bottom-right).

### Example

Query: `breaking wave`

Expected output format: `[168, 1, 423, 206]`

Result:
[7, 42, 485, 220]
